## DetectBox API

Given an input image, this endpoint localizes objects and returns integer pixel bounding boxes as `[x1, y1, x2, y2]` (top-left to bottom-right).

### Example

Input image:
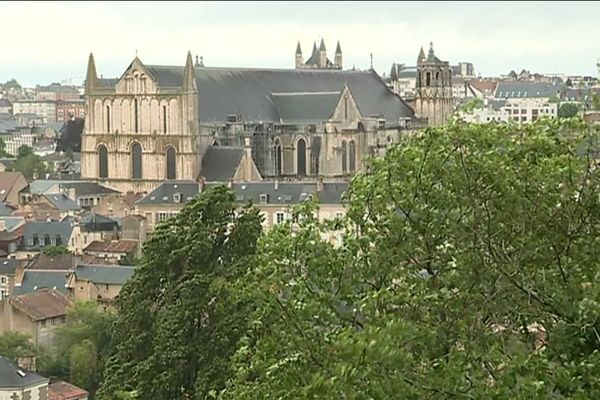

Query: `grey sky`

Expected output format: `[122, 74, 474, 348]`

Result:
[1, 1, 599, 87]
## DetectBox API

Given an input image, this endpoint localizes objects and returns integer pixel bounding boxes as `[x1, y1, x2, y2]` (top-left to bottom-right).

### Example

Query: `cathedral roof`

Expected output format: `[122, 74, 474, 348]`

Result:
[200, 146, 245, 182]
[271, 91, 340, 124]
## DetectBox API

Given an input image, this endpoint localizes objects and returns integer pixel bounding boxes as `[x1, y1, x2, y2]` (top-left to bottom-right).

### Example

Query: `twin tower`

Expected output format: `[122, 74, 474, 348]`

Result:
[295, 39, 342, 70]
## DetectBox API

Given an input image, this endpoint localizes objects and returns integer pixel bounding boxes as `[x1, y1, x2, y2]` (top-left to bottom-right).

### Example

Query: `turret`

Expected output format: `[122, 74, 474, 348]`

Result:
[334, 40, 342, 69]
[85, 53, 99, 92]
[295, 41, 303, 68]
[319, 39, 327, 69]
[183, 51, 197, 93]
[417, 46, 426, 66]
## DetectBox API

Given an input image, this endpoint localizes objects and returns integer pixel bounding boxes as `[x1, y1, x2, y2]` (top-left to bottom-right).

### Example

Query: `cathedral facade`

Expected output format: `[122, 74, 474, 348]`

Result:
[81, 45, 415, 193]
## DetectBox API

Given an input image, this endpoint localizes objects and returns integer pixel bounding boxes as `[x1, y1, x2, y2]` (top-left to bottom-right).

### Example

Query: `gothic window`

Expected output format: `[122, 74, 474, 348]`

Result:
[131, 142, 142, 179]
[344, 97, 349, 120]
[436, 71, 440, 81]
[426, 72, 431, 86]
[341, 140, 347, 174]
[297, 138, 306, 176]
[106, 105, 111, 133]
[98, 144, 108, 178]
[166, 146, 176, 180]
[349, 141, 356, 173]
[134, 99, 139, 133]
[163, 105, 167, 134]
[274, 138, 282, 175]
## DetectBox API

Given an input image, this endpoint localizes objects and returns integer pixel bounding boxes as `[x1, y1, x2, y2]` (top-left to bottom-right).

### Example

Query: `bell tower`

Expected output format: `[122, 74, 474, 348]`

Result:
[414, 42, 454, 126]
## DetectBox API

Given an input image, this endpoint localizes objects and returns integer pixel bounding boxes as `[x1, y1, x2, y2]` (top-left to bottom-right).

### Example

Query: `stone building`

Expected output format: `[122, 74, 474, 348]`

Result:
[295, 39, 342, 70]
[81, 50, 415, 193]
[413, 43, 454, 126]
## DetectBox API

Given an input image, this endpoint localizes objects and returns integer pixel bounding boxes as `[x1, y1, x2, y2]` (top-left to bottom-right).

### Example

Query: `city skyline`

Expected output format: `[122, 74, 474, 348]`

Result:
[1, 1, 599, 87]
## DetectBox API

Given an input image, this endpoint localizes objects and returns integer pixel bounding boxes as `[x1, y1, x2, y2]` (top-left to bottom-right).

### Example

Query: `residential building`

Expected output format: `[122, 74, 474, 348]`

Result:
[48, 381, 89, 400]
[0, 217, 26, 255]
[0, 98, 12, 114]
[83, 240, 137, 262]
[66, 264, 135, 307]
[121, 214, 147, 257]
[0, 172, 28, 207]
[0, 356, 49, 400]
[59, 181, 121, 208]
[11, 100, 57, 124]
[55, 99, 85, 123]
[0, 258, 21, 300]
[0, 288, 72, 348]
[35, 83, 80, 102]
[81, 50, 415, 193]
[18, 220, 74, 258]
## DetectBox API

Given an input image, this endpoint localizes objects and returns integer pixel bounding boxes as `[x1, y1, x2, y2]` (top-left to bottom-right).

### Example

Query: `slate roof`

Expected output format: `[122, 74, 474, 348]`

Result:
[48, 381, 89, 400]
[0, 216, 26, 232]
[272, 91, 340, 124]
[495, 81, 565, 99]
[136, 181, 201, 205]
[43, 193, 80, 211]
[0, 113, 21, 134]
[141, 65, 414, 124]
[72, 264, 135, 285]
[21, 220, 73, 251]
[0, 258, 21, 275]
[0, 356, 48, 389]
[0, 202, 15, 216]
[200, 146, 244, 182]
[59, 181, 120, 197]
[0, 98, 12, 107]
[0, 157, 16, 169]
[79, 212, 119, 232]
[136, 180, 349, 206]
[84, 240, 137, 253]
[14, 270, 70, 295]
[29, 180, 78, 195]
[10, 288, 71, 320]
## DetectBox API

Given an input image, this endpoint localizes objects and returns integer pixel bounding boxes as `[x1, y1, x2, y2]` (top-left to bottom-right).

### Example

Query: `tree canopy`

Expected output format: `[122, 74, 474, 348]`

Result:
[558, 102, 579, 118]
[100, 118, 600, 399]
[97, 185, 263, 400]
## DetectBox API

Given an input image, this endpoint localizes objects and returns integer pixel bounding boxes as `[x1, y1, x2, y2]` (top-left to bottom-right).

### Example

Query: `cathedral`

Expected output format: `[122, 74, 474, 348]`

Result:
[81, 42, 416, 193]
[413, 43, 454, 126]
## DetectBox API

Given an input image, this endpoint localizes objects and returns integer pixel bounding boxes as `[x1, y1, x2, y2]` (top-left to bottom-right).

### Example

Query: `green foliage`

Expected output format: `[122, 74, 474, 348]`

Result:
[0, 137, 9, 158]
[1, 79, 22, 91]
[457, 97, 484, 114]
[0, 331, 34, 362]
[17, 145, 33, 159]
[221, 118, 600, 399]
[558, 102, 579, 118]
[41, 245, 70, 256]
[12, 153, 47, 180]
[118, 253, 139, 266]
[97, 185, 263, 400]
[592, 93, 600, 111]
[70, 340, 98, 390]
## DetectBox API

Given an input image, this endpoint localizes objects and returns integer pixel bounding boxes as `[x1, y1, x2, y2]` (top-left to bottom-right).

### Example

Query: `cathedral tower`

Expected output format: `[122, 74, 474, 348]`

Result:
[295, 41, 303, 68]
[414, 43, 454, 126]
[334, 41, 342, 69]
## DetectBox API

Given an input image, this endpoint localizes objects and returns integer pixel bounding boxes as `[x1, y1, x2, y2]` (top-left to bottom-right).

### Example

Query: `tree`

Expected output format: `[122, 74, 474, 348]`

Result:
[41, 245, 70, 256]
[2, 79, 22, 91]
[12, 153, 47, 180]
[17, 145, 33, 159]
[558, 102, 579, 118]
[0, 331, 35, 362]
[592, 93, 600, 111]
[221, 118, 600, 399]
[56, 118, 84, 153]
[0, 138, 9, 158]
[98, 185, 263, 400]
[70, 340, 98, 390]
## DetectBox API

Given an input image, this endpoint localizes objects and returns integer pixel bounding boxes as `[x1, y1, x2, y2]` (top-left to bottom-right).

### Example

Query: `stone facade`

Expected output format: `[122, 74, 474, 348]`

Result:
[414, 43, 454, 126]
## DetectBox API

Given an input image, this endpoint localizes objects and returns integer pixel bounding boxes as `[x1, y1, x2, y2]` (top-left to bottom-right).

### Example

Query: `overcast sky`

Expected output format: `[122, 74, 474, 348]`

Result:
[1, 1, 599, 87]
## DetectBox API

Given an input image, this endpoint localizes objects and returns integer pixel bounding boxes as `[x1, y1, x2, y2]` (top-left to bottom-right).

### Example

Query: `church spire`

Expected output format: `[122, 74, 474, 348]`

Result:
[183, 51, 197, 92]
[296, 41, 302, 55]
[319, 38, 326, 51]
[335, 40, 342, 55]
[417, 46, 426, 65]
[428, 42, 435, 61]
[85, 53, 99, 91]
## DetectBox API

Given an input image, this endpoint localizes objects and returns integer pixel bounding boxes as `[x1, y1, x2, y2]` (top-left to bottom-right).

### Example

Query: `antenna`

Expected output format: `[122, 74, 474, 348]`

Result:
[370, 53, 373, 70]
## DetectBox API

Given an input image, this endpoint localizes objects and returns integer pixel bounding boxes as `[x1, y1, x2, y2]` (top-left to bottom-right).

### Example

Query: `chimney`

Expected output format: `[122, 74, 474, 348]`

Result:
[274, 179, 279, 191]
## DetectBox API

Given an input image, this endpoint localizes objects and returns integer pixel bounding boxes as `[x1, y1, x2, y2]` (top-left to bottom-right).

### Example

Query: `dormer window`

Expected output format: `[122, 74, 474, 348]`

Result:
[173, 193, 182, 203]
[259, 193, 268, 204]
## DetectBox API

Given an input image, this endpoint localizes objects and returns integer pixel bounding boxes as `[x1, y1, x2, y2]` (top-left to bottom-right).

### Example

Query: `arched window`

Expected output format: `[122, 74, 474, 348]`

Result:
[131, 143, 142, 179]
[98, 144, 108, 178]
[297, 138, 306, 176]
[134, 98, 139, 133]
[341, 140, 347, 174]
[44, 234, 51, 247]
[426, 72, 431, 86]
[349, 141, 356, 173]
[436, 71, 440, 81]
[166, 147, 176, 180]
[106, 105, 111, 133]
[162, 105, 168, 134]
[274, 139, 282, 175]
[55, 235, 62, 246]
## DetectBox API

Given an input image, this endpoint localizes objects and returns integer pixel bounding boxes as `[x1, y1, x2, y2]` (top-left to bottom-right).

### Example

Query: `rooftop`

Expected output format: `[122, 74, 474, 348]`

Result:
[10, 288, 72, 321]
[48, 381, 89, 400]
[0, 356, 48, 389]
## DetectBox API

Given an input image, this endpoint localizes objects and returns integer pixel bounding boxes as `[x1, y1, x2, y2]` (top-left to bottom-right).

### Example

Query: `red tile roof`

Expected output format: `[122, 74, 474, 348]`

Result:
[84, 240, 137, 254]
[10, 288, 72, 321]
[48, 381, 89, 400]
[0, 172, 25, 202]
[469, 79, 497, 93]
